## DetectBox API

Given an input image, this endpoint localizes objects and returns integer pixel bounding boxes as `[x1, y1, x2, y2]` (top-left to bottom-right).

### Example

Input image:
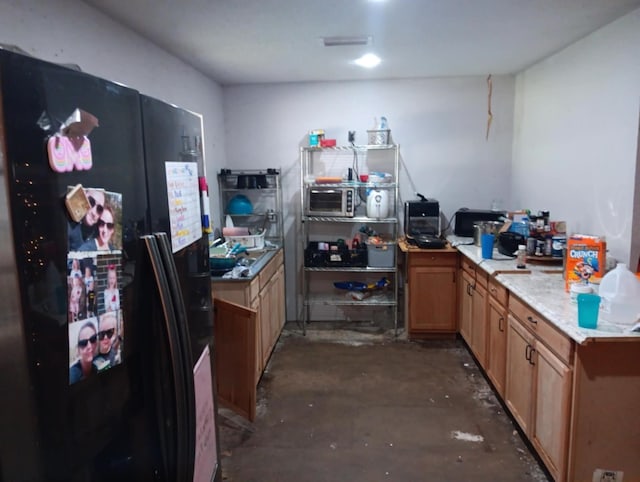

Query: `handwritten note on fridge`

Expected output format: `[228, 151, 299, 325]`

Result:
[165, 161, 202, 253]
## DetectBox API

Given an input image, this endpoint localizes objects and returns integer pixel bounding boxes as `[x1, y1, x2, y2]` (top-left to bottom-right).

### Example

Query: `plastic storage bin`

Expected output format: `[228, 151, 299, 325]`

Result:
[366, 240, 395, 267]
[225, 231, 265, 250]
[367, 129, 390, 146]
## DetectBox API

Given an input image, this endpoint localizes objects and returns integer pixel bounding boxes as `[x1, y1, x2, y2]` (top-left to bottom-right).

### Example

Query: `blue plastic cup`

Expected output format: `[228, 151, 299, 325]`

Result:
[577, 293, 601, 329]
[481, 233, 494, 259]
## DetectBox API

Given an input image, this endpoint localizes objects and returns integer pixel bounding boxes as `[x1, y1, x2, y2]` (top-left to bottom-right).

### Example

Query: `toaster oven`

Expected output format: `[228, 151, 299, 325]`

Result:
[305, 186, 355, 217]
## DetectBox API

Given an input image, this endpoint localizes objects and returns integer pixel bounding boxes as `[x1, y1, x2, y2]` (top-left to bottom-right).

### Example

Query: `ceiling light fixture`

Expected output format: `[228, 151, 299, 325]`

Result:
[354, 53, 381, 68]
[322, 36, 372, 47]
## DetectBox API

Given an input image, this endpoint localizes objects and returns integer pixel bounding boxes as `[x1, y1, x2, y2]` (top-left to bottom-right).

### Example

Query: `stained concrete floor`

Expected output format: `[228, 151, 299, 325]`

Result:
[218, 322, 551, 482]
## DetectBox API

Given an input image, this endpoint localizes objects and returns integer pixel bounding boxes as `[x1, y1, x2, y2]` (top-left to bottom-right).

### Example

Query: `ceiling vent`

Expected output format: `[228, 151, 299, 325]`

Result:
[321, 36, 372, 47]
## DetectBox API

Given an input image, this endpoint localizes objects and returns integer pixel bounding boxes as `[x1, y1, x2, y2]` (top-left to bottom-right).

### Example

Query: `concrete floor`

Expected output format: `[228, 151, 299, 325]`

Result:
[218, 322, 551, 482]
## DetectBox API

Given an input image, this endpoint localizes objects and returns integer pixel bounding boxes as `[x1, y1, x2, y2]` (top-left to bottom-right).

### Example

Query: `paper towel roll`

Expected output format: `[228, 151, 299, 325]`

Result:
[222, 227, 250, 236]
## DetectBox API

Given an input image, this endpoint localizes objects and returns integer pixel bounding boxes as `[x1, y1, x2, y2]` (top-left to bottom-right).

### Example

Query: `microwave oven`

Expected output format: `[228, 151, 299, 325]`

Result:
[454, 209, 506, 237]
[305, 186, 355, 217]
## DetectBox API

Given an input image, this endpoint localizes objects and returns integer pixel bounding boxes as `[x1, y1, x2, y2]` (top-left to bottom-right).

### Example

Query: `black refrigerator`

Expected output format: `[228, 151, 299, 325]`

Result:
[0, 49, 220, 481]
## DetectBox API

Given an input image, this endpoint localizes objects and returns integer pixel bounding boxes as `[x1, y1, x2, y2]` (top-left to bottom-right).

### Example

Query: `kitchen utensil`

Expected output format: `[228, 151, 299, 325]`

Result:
[577, 293, 601, 329]
[227, 194, 253, 215]
[333, 281, 368, 291]
[209, 255, 237, 271]
[481, 233, 494, 259]
[256, 175, 268, 188]
[473, 220, 504, 246]
[497, 232, 526, 257]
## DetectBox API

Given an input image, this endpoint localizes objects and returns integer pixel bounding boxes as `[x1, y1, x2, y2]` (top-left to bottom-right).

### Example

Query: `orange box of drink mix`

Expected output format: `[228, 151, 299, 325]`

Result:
[565, 234, 607, 292]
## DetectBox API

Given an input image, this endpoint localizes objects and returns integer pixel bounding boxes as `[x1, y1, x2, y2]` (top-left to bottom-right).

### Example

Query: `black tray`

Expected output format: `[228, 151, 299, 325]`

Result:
[305, 241, 367, 267]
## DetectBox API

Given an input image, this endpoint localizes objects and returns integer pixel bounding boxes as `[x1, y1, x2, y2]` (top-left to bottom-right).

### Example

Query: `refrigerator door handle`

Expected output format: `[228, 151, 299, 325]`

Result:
[141, 235, 191, 481]
[153, 232, 196, 481]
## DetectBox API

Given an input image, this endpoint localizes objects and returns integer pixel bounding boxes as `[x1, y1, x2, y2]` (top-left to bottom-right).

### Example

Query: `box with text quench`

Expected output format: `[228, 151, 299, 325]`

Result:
[565, 234, 607, 292]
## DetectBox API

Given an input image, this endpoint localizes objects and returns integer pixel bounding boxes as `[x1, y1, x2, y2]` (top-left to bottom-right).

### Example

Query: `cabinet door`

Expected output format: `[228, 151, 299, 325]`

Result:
[459, 270, 473, 343]
[532, 341, 572, 482]
[271, 265, 286, 340]
[487, 295, 507, 397]
[258, 278, 273, 373]
[213, 298, 257, 421]
[470, 282, 487, 366]
[505, 315, 535, 434]
[251, 296, 262, 384]
[408, 266, 456, 332]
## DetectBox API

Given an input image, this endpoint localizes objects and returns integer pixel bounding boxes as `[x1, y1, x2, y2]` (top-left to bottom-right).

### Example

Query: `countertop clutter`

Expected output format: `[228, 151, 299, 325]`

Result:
[455, 243, 640, 344]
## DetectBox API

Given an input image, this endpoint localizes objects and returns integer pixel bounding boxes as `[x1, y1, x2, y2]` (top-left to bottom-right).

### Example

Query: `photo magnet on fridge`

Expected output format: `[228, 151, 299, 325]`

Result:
[65, 184, 90, 223]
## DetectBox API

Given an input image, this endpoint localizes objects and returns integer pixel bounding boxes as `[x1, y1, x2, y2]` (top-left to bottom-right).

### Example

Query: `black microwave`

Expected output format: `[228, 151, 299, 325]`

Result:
[454, 209, 505, 237]
[305, 186, 355, 217]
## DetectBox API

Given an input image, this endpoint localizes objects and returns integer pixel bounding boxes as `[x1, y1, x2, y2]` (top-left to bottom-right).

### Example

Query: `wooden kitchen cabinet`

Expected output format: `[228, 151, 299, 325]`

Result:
[470, 281, 487, 366]
[405, 248, 458, 337]
[505, 314, 535, 433]
[486, 278, 508, 397]
[259, 264, 285, 370]
[458, 270, 473, 343]
[505, 295, 573, 482]
[212, 249, 286, 421]
[458, 256, 488, 366]
[457, 250, 640, 481]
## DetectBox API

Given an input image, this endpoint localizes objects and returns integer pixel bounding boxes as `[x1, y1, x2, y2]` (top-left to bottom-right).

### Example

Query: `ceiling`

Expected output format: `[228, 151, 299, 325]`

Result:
[84, 0, 640, 86]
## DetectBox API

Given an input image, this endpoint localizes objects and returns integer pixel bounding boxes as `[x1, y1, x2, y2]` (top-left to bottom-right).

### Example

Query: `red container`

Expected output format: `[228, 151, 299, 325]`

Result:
[320, 138, 336, 147]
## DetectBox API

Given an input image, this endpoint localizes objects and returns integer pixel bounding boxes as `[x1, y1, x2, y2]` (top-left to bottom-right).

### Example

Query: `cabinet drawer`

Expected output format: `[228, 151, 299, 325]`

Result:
[488, 277, 508, 306]
[475, 269, 488, 289]
[259, 249, 283, 289]
[410, 252, 457, 267]
[509, 295, 573, 365]
[459, 255, 488, 288]
[460, 255, 476, 275]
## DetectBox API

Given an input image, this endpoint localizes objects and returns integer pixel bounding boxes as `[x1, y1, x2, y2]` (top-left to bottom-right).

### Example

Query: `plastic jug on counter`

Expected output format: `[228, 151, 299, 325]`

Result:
[598, 263, 640, 325]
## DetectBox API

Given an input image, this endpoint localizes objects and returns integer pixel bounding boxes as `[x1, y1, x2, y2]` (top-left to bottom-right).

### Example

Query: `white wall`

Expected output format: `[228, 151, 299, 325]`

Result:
[513, 8, 640, 268]
[0, 0, 226, 182]
[223, 77, 515, 320]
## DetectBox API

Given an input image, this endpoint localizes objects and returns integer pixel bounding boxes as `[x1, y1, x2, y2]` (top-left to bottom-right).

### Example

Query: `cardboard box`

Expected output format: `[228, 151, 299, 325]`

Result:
[565, 234, 606, 292]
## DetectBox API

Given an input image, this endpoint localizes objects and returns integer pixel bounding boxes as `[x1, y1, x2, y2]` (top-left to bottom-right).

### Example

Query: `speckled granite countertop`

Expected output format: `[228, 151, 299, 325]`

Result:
[454, 243, 640, 345]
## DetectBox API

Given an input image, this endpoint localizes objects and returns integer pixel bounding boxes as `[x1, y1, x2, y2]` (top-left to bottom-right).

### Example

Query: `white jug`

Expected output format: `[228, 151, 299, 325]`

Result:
[366, 189, 389, 219]
[599, 263, 640, 325]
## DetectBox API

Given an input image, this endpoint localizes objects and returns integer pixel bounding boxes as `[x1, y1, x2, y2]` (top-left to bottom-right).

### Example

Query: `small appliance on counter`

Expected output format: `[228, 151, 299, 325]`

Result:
[404, 195, 445, 249]
[497, 232, 526, 257]
[454, 208, 506, 237]
[366, 189, 390, 219]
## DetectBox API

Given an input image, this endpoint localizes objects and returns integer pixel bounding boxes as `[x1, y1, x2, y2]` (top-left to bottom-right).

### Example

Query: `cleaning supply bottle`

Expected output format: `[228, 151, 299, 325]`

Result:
[598, 263, 640, 325]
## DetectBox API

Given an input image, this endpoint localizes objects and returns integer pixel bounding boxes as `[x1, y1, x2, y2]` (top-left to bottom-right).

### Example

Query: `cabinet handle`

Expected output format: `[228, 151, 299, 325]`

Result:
[524, 343, 535, 365]
[527, 315, 538, 325]
[498, 316, 504, 332]
[529, 347, 536, 366]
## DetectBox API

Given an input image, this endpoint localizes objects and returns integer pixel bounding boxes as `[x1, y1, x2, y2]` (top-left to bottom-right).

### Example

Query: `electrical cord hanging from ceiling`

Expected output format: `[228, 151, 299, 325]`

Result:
[486, 74, 493, 141]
